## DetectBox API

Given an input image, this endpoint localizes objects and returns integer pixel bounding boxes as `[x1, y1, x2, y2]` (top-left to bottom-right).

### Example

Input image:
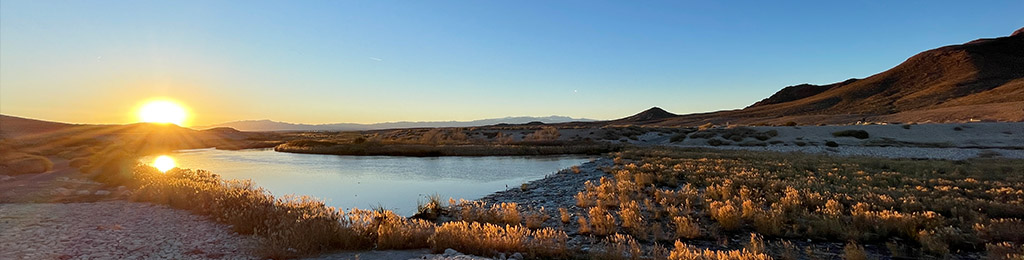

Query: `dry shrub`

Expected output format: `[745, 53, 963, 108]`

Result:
[579, 216, 592, 234]
[524, 207, 551, 229]
[986, 242, 1024, 260]
[589, 206, 618, 236]
[375, 210, 435, 249]
[455, 200, 522, 226]
[620, 201, 646, 238]
[526, 126, 561, 141]
[429, 221, 566, 258]
[559, 208, 571, 223]
[746, 233, 765, 254]
[129, 165, 375, 258]
[673, 216, 701, 239]
[916, 228, 952, 256]
[975, 218, 1024, 243]
[669, 241, 771, 260]
[843, 242, 868, 260]
[709, 201, 742, 231]
[594, 234, 644, 260]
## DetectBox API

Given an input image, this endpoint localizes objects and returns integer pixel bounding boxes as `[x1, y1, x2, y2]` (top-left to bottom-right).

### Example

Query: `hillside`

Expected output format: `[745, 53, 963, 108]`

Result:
[645, 28, 1024, 126]
[0, 115, 78, 139]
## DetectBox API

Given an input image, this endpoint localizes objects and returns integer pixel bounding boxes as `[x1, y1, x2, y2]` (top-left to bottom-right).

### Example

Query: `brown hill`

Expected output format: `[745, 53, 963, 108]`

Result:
[0, 115, 78, 139]
[648, 28, 1024, 126]
[612, 107, 678, 124]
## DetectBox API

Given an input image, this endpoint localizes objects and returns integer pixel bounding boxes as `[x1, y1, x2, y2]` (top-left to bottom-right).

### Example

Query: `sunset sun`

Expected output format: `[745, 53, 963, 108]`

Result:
[137, 100, 188, 126]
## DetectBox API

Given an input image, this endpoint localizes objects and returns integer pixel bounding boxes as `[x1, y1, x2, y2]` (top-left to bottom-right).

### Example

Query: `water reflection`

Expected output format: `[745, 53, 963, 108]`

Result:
[143, 148, 592, 215]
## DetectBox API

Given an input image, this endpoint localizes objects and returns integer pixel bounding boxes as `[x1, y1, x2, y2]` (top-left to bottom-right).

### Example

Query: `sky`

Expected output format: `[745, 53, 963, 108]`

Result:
[1, 1, 1022, 126]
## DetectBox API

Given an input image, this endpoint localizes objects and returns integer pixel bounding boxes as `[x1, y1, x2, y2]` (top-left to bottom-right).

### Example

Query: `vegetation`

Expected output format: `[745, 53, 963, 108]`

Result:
[74, 141, 1024, 259]
[562, 147, 1024, 258]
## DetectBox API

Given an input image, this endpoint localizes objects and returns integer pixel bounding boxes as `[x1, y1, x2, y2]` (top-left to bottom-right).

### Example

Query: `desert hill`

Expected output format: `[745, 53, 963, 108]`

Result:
[641, 28, 1024, 126]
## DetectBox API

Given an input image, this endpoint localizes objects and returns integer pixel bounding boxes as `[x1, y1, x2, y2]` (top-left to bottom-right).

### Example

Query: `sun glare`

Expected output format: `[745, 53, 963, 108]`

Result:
[138, 100, 188, 126]
[152, 155, 176, 173]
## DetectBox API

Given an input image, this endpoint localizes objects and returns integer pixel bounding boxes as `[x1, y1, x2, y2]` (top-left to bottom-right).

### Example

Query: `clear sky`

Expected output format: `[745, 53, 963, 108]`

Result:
[1, 1, 1021, 126]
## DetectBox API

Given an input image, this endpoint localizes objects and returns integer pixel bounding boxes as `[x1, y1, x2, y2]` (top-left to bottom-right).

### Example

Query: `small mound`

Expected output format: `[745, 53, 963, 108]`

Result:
[615, 107, 678, 123]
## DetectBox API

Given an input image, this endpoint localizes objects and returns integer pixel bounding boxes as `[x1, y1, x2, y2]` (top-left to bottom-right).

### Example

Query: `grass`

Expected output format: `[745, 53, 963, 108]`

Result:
[561, 147, 1024, 258]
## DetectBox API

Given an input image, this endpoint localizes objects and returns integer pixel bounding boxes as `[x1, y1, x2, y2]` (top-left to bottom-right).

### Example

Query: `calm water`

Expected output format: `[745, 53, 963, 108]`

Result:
[144, 149, 592, 215]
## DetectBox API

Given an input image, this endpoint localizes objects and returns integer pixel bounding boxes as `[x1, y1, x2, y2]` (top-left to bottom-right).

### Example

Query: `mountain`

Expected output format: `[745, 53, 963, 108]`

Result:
[646, 28, 1024, 126]
[612, 107, 678, 124]
[199, 116, 595, 132]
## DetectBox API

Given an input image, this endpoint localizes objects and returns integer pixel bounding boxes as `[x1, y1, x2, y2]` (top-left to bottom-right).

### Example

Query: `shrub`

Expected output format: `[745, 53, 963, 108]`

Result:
[986, 242, 1024, 260]
[709, 201, 741, 231]
[674, 216, 700, 239]
[832, 130, 870, 139]
[429, 221, 567, 258]
[526, 126, 561, 141]
[843, 242, 868, 260]
[455, 200, 522, 226]
[589, 206, 618, 236]
[746, 233, 765, 254]
[524, 207, 551, 229]
[559, 208, 571, 223]
[669, 241, 772, 260]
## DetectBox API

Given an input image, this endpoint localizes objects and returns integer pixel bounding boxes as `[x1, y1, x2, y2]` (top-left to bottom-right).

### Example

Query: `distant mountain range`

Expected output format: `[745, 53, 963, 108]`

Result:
[197, 116, 596, 132]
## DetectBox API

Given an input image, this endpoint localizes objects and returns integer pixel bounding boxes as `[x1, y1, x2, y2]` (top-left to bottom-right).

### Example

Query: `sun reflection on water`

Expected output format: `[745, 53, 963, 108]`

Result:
[153, 155, 176, 172]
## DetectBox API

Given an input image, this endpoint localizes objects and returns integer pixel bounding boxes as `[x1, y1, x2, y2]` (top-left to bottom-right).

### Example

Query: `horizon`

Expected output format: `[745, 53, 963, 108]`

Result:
[1, 1, 1022, 126]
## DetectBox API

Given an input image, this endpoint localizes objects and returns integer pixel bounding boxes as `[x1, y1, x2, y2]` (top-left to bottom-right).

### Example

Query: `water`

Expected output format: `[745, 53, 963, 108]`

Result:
[143, 148, 592, 215]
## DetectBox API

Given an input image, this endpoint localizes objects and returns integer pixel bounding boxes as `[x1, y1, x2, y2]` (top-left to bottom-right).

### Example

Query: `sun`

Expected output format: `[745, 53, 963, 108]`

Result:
[138, 100, 188, 126]
[152, 155, 176, 173]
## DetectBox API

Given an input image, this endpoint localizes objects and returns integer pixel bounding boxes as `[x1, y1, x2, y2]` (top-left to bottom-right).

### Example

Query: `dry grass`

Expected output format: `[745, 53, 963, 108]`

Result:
[429, 221, 567, 258]
[453, 200, 522, 226]
[558, 147, 1024, 258]
[669, 241, 771, 260]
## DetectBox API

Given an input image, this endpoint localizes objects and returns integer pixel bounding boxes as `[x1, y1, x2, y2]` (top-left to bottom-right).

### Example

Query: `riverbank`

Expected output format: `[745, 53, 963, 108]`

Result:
[275, 141, 620, 157]
[471, 147, 1023, 259]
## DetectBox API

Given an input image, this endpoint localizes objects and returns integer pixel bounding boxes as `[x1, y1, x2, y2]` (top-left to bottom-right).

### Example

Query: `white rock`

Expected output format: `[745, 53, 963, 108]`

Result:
[54, 188, 73, 196]
[76, 190, 91, 195]
[0, 175, 12, 181]
[443, 248, 459, 256]
[95, 190, 111, 196]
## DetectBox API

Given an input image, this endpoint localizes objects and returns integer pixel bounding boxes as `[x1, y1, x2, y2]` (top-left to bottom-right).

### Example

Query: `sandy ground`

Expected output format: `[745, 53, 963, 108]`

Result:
[0, 201, 259, 259]
[624, 122, 1024, 160]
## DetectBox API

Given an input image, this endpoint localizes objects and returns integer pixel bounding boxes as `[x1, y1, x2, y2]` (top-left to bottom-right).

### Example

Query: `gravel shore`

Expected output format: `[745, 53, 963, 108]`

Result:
[686, 145, 1024, 160]
[0, 201, 259, 260]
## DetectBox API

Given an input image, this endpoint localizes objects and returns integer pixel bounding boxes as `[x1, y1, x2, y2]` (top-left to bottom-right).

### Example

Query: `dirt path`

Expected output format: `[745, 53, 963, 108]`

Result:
[0, 201, 259, 259]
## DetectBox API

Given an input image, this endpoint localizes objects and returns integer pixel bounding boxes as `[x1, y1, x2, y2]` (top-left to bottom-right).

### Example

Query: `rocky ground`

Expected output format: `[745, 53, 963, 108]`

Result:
[0, 201, 259, 259]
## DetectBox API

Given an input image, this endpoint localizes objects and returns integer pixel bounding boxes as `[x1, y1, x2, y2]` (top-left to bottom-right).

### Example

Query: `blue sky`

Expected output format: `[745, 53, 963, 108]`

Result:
[1, 0, 1021, 125]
